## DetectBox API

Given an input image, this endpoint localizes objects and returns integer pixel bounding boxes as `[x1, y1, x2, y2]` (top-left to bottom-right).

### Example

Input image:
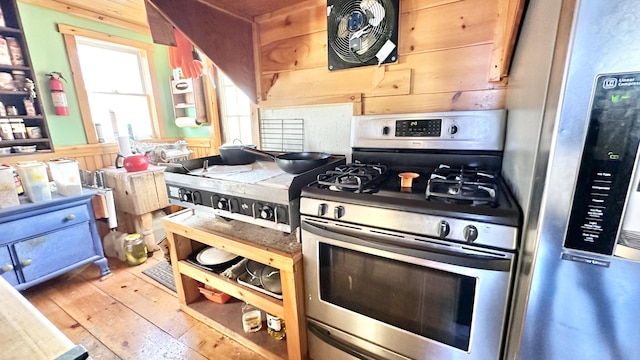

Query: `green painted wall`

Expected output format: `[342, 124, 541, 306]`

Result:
[16, 2, 210, 146]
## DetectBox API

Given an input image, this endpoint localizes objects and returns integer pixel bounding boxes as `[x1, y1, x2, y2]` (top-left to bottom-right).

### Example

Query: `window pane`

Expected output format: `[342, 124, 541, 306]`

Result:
[88, 93, 153, 143]
[223, 88, 239, 115]
[73, 36, 156, 143]
[76, 38, 145, 94]
[236, 93, 251, 116]
[219, 71, 253, 143]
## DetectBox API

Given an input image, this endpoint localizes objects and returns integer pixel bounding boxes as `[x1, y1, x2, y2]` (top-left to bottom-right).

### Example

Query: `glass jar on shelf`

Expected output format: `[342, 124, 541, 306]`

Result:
[267, 313, 286, 340]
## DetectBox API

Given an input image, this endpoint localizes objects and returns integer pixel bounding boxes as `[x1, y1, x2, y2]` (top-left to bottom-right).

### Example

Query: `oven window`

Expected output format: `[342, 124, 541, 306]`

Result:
[319, 243, 476, 351]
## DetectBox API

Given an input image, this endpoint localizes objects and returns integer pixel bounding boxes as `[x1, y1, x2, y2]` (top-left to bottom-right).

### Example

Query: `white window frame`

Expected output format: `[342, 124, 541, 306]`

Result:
[58, 24, 164, 144]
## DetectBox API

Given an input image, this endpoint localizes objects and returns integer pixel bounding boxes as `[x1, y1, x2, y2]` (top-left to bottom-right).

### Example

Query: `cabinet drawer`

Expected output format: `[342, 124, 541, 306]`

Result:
[15, 223, 97, 283]
[0, 246, 18, 286]
[3, 203, 91, 243]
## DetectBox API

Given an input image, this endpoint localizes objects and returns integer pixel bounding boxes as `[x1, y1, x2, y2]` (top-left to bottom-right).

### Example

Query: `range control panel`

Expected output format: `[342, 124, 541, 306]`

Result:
[166, 184, 292, 232]
[395, 119, 443, 137]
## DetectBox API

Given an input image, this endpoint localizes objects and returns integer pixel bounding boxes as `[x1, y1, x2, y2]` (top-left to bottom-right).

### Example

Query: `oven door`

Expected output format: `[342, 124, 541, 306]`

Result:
[301, 216, 515, 360]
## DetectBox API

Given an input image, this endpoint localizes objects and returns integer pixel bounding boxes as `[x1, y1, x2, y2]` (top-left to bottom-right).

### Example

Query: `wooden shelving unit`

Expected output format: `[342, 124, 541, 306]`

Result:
[162, 209, 307, 360]
[170, 77, 207, 124]
[0, 0, 53, 156]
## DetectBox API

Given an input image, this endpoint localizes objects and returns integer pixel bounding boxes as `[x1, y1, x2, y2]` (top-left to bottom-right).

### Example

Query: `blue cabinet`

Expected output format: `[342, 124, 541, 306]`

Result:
[0, 189, 110, 290]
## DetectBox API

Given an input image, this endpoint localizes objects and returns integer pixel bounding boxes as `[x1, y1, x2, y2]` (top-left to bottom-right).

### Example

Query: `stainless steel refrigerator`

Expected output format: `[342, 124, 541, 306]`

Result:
[502, 0, 640, 358]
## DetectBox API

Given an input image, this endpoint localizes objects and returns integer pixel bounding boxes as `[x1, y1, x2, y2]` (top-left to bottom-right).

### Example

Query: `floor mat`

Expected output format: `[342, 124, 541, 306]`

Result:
[142, 261, 176, 292]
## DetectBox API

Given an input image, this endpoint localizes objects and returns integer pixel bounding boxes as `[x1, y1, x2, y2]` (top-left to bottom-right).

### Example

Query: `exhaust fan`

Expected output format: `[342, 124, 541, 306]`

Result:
[327, 0, 399, 71]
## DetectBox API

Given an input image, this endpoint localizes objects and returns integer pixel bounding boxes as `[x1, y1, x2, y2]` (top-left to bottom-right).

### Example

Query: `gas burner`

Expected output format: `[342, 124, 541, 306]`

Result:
[317, 163, 388, 192]
[426, 164, 499, 206]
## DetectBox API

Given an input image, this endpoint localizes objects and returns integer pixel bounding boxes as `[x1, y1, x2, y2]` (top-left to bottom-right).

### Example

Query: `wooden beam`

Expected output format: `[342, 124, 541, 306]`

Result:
[363, 89, 506, 114]
[20, 0, 150, 34]
[257, 93, 362, 109]
[490, 0, 526, 81]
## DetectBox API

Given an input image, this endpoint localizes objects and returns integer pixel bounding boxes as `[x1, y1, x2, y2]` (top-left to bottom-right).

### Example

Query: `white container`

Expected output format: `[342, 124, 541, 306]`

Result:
[0, 165, 19, 208]
[15, 162, 51, 202]
[241, 303, 262, 333]
[48, 159, 82, 196]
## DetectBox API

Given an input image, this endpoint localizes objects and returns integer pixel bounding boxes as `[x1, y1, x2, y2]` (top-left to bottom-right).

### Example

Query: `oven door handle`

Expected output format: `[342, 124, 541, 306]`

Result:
[308, 320, 383, 360]
[302, 219, 513, 271]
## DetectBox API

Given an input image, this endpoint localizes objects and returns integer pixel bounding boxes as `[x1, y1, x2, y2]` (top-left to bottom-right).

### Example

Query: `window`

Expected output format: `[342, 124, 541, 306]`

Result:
[76, 37, 154, 142]
[217, 71, 253, 144]
[59, 25, 161, 144]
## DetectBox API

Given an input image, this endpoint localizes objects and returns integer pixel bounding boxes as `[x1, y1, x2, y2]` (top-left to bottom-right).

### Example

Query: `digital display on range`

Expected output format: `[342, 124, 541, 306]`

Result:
[564, 72, 640, 255]
[395, 119, 442, 137]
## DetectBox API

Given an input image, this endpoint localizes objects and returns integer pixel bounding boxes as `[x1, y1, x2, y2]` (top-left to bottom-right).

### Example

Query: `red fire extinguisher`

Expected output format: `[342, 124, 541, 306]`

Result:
[46, 72, 69, 116]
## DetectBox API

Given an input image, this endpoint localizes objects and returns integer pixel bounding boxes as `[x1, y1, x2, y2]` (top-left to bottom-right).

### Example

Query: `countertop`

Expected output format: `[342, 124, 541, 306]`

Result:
[0, 276, 78, 359]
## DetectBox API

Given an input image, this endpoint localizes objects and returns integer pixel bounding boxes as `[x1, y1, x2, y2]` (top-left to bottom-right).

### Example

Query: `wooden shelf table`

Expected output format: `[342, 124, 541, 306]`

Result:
[162, 209, 307, 360]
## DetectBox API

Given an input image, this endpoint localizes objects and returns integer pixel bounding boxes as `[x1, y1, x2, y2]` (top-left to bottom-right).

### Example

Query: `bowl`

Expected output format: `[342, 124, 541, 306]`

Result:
[0, 147, 11, 154]
[12, 145, 36, 153]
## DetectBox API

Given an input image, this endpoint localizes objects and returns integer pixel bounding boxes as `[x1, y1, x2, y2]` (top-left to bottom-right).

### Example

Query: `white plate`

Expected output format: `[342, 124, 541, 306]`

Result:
[196, 246, 237, 265]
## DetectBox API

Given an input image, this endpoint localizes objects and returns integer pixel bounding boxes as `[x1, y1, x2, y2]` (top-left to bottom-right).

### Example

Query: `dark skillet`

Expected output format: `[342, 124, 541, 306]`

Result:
[241, 147, 331, 174]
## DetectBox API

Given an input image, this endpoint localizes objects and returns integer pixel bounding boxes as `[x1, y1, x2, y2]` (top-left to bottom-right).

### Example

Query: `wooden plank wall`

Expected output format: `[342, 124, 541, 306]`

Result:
[0, 138, 214, 172]
[256, 0, 509, 114]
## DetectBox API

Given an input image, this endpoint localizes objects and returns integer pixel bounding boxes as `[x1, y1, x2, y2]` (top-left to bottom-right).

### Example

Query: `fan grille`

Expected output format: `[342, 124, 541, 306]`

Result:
[328, 0, 397, 67]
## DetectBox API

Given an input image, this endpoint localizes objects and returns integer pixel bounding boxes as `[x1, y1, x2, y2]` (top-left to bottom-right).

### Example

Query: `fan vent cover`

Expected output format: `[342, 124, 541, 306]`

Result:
[327, 0, 399, 71]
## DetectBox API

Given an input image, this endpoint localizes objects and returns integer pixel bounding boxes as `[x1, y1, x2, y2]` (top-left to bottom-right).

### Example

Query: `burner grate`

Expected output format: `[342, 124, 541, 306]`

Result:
[426, 165, 499, 206]
[317, 163, 388, 192]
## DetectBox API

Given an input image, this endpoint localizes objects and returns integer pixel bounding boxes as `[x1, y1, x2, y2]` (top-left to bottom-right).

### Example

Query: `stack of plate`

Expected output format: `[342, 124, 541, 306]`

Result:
[186, 246, 242, 272]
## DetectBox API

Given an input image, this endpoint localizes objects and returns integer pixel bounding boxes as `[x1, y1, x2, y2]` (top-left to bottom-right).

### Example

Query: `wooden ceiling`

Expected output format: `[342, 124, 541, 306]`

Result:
[197, 0, 305, 21]
[22, 0, 310, 31]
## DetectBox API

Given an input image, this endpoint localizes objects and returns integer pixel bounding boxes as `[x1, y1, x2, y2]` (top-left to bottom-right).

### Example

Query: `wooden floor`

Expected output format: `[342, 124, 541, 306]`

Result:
[22, 253, 267, 360]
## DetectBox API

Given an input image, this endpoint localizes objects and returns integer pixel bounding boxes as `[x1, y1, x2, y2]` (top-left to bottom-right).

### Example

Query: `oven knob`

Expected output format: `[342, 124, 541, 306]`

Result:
[217, 197, 229, 210]
[334, 206, 345, 219]
[260, 206, 274, 220]
[179, 188, 193, 202]
[192, 191, 202, 205]
[382, 126, 391, 135]
[464, 225, 479, 242]
[317, 203, 328, 216]
[449, 125, 458, 135]
[438, 220, 450, 238]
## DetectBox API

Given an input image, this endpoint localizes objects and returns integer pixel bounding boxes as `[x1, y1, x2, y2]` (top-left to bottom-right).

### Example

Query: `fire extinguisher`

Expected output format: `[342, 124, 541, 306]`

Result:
[46, 72, 69, 116]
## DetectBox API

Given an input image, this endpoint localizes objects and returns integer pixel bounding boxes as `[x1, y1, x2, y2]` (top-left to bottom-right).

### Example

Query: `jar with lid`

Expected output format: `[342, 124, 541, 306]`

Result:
[267, 313, 286, 340]
[0, 118, 13, 140]
[241, 303, 262, 333]
[10, 118, 26, 139]
[124, 233, 148, 266]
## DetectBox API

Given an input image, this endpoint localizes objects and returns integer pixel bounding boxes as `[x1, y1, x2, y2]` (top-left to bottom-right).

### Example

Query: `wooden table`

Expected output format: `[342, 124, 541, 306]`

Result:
[0, 276, 87, 359]
[102, 165, 170, 251]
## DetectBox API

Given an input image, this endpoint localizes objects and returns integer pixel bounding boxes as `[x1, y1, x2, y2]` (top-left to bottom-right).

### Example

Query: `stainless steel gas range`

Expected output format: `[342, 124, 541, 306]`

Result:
[300, 109, 522, 360]
[163, 154, 346, 232]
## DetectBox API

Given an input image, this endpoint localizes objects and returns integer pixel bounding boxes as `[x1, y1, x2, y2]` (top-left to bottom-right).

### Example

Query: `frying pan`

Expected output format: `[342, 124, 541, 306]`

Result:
[241, 147, 331, 174]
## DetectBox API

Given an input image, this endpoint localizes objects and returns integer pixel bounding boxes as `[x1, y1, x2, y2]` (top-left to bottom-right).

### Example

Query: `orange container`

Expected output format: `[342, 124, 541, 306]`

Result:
[199, 286, 231, 304]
